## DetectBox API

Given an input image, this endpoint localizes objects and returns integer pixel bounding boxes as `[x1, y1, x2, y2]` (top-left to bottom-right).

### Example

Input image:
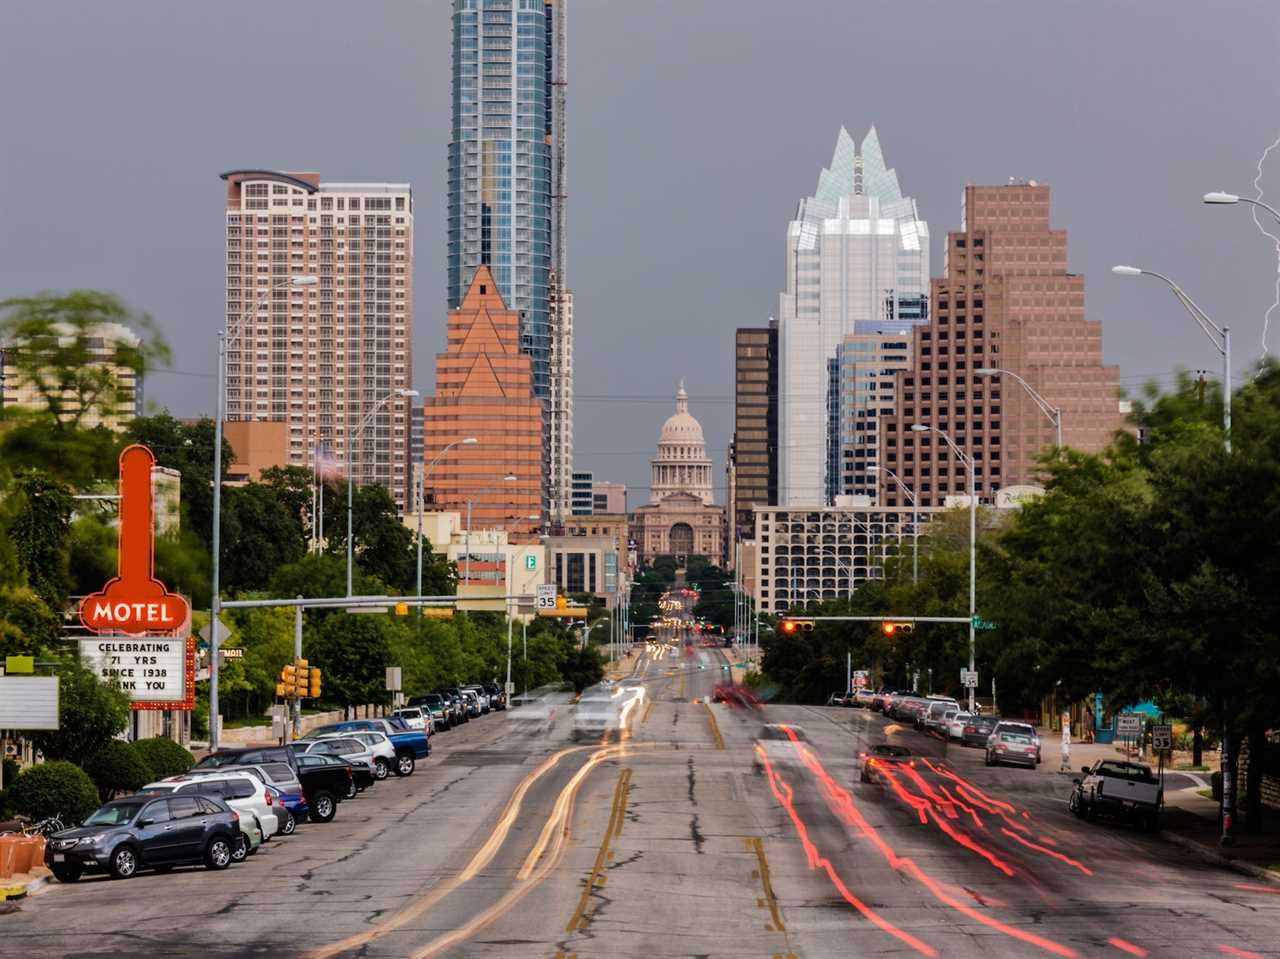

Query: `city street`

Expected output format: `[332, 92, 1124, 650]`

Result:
[6, 639, 1277, 959]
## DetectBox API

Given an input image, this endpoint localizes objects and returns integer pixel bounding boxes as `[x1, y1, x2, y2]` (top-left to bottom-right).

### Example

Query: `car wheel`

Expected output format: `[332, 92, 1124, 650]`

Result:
[279, 810, 297, 836]
[52, 864, 82, 883]
[205, 836, 233, 870]
[108, 844, 139, 879]
[231, 833, 249, 863]
[395, 752, 416, 777]
[345, 779, 359, 799]
[309, 792, 337, 823]
[1069, 792, 1082, 818]
[374, 758, 390, 780]
[984, 752, 994, 767]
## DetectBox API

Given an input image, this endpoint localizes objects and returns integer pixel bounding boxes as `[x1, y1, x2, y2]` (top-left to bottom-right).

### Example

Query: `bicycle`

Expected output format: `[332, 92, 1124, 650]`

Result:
[23, 814, 66, 837]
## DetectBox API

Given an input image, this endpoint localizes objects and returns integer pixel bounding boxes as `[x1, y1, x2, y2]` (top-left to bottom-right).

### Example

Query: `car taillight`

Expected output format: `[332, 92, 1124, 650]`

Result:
[345, 767, 353, 779]
[964, 726, 975, 733]
[231, 811, 240, 823]
[264, 791, 273, 805]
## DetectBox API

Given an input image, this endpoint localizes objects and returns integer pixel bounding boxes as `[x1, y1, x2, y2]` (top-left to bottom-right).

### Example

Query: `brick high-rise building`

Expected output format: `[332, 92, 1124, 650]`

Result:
[423, 266, 542, 544]
[729, 324, 778, 543]
[880, 183, 1124, 508]
[221, 170, 414, 508]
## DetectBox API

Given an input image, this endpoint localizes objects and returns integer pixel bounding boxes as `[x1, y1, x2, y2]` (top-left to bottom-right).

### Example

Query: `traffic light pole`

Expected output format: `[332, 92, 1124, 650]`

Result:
[293, 599, 303, 740]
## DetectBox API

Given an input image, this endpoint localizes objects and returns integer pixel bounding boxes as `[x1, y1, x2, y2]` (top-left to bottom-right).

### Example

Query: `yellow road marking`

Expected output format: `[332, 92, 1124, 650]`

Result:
[678, 669, 685, 698]
[641, 700, 654, 725]
[564, 766, 632, 932]
[747, 835, 786, 932]
[703, 702, 726, 750]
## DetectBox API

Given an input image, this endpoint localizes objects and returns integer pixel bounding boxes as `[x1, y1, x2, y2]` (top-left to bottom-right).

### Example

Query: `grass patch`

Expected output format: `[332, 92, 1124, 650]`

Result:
[1196, 788, 1214, 800]
[1174, 765, 1211, 772]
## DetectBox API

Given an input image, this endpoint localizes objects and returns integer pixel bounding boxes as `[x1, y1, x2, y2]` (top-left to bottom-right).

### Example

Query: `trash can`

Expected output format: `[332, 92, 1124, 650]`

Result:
[0, 836, 17, 879]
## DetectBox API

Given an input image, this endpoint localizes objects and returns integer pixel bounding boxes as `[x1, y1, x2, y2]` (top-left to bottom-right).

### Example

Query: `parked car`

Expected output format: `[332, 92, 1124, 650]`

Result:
[194, 761, 307, 833]
[460, 689, 483, 718]
[191, 745, 298, 773]
[985, 730, 1039, 768]
[826, 692, 851, 707]
[988, 720, 1041, 763]
[391, 707, 428, 732]
[960, 715, 999, 748]
[946, 711, 973, 741]
[921, 700, 960, 734]
[45, 794, 240, 881]
[482, 682, 507, 711]
[312, 729, 397, 781]
[307, 718, 429, 776]
[853, 689, 877, 708]
[1069, 760, 1163, 830]
[408, 694, 452, 731]
[292, 753, 353, 822]
[139, 771, 279, 846]
[437, 688, 469, 725]
[290, 738, 376, 794]
[859, 744, 914, 783]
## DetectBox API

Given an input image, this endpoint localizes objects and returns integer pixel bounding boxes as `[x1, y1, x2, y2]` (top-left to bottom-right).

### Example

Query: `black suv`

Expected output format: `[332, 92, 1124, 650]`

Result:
[192, 745, 299, 773]
[46, 794, 240, 881]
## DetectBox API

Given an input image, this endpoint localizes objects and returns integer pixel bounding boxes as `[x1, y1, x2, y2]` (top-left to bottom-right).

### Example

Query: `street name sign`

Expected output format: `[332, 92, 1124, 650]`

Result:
[960, 668, 979, 687]
[1116, 713, 1143, 737]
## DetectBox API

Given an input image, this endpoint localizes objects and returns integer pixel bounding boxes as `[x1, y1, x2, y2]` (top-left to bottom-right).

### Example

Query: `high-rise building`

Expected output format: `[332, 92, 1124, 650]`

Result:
[776, 127, 930, 506]
[423, 266, 542, 543]
[221, 171, 414, 508]
[591, 480, 626, 514]
[730, 324, 778, 542]
[880, 183, 1125, 507]
[449, 0, 571, 519]
[570, 469, 594, 515]
[1, 320, 142, 431]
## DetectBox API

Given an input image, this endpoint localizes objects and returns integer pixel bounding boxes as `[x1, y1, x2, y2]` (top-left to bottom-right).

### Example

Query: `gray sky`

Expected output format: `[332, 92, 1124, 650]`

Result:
[3, 1, 1279, 502]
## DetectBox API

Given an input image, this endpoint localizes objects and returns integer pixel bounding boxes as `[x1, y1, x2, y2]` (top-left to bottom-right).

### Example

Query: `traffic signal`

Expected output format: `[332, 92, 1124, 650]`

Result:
[881, 621, 914, 636]
[294, 661, 311, 698]
[394, 602, 409, 616]
[309, 667, 322, 699]
[281, 663, 297, 695]
[780, 618, 815, 635]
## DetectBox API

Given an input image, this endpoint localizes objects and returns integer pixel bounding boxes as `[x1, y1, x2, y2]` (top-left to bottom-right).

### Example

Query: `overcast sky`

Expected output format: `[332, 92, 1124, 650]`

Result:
[3, 1, 1279, 501]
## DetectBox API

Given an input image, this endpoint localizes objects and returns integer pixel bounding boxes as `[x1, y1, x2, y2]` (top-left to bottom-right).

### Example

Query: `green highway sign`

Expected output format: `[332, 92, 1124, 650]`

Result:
[971, 615, 998, 631]
[524, 554, 537, 570]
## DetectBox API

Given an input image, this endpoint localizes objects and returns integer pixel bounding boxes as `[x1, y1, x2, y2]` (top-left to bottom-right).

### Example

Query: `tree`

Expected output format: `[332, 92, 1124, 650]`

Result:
[8, 472, 73, 607]
[84, 739, 154, 800]
[0, 291, 169, 432]
[220, 483, 307, 594]
[31, 663, 130, 767]
[307, 613, 392, 710]
[269, 554, 387, 603]
[560, 644, 604, 694]
[0, 586, 63, 661]
[130, 737, 194, 780]
[2, 760, 101, 824]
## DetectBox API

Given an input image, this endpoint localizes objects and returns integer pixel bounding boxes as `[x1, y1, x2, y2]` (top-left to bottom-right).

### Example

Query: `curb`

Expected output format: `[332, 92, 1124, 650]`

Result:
[1, 873, 50, 901]
[1158, 829, 1280, 885]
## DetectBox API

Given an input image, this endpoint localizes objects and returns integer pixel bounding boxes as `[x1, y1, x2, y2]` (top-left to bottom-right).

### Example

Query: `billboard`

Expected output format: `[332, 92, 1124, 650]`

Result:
[0, 677, 59, 729]
[79, 637, 196, 711]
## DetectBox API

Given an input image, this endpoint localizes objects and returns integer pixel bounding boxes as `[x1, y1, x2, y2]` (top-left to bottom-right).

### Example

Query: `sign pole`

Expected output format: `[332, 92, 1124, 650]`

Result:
[292, 600, 303, 740]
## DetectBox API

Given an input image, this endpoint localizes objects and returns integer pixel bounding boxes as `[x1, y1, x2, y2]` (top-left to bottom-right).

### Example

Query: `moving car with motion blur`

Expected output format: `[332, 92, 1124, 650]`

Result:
[859, 743, 914, 783]
[1069, 759, 1163, 830]
[712, 682, 762, 710]
[46, 794, 241, 882]
[960, 714, 998, 748]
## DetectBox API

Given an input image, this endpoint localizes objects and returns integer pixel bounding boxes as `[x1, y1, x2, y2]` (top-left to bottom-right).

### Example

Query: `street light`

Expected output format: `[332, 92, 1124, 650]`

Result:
[210, 273, 316, 749]
[417, 437, 478, 626]
[462, 474, 519, 586]
[868, 465, 918, 584]
[346, 387, 419, 596]
[1112, 265, 1231, 451]
[911, 423, 978, 712]
[1202, 191, 1280, 227]
[975, 367, 1063, 449]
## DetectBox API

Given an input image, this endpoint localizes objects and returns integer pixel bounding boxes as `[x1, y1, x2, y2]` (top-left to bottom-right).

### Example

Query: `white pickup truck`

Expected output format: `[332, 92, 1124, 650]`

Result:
[1069, 759, 1163, 830]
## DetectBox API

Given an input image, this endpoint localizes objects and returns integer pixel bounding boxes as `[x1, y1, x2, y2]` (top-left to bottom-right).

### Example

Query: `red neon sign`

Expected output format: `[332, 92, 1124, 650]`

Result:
[79, 444, 191, 635]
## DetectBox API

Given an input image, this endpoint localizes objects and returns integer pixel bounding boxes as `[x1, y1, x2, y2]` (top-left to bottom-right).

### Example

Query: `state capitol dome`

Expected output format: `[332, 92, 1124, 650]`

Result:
[650, 381, 713, 505]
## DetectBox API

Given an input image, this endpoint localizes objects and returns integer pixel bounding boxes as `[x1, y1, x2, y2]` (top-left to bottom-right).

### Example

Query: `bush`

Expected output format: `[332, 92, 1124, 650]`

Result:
[84, 739, 154, 800]
[3, 760, 100, 824]
[130, 737, 194, 780]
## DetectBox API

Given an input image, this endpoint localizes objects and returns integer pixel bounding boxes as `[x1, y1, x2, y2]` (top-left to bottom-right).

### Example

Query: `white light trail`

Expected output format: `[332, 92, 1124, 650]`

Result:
[1252, 132, 1280, 361]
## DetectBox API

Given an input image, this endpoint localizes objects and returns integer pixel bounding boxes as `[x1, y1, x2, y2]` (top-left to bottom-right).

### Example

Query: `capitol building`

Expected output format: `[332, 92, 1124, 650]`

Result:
[631, 382, 725, 566]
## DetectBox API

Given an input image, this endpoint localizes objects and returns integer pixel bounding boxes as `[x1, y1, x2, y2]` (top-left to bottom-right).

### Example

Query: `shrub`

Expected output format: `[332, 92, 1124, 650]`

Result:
[84, 739, 154, 800]
[130, 737, 194, 780]
[3, 760, 100, 824]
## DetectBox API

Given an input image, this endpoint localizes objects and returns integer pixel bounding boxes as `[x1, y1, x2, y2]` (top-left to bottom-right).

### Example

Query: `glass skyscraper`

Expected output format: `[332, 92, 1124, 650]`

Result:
[448, 0, 552, 395]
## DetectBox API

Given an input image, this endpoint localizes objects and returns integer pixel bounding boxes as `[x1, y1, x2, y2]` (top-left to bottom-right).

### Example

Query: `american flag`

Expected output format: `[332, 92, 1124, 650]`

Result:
[315, 443, 343, 480]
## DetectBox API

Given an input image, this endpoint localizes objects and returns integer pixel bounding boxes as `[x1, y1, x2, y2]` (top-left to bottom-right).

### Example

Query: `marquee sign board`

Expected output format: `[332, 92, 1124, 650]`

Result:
[79, 445, 191, 635]
[79, 637, 196, 710]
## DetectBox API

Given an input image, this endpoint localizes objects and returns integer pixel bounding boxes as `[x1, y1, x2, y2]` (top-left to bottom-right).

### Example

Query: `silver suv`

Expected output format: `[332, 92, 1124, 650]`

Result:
[312, 730, 396, 780]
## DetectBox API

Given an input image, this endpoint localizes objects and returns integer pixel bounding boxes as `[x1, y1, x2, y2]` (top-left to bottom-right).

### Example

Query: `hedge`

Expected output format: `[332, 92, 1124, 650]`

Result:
[84, 740, 154, 800]
[130, 737, 194, 780]
[3, 760, 100, 824]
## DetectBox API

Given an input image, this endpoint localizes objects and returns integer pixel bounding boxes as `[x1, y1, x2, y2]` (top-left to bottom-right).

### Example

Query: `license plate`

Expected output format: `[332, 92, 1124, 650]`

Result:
[53, 854, 65, 862]
[1123, 800, 1135, 808]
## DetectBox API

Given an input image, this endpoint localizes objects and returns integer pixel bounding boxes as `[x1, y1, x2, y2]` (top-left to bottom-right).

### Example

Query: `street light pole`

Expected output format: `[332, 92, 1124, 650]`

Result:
[912, 424, 976, 712]
[417, 438, 478, 630]
[347, 388, 418, 596]
[1112, 266, 1230, 452]
[975, 367, 1062, 450]
[210, 274, 316, 749]
[870, 465, 918, 585]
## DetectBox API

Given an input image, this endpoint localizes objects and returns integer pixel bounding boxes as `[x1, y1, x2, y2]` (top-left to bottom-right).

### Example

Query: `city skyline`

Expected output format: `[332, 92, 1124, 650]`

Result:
[2, 1, 1279, 501]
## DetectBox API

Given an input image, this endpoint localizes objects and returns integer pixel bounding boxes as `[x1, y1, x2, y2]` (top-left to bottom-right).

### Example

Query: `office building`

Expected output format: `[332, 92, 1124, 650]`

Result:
[570, 469, 594, 515]
[221, 170, 414, 508]
[415, 510, 544, 601]
[776, 127, 930, 507]
[730, 324, 778, 543]
[422, 266, 542, 543]
[752, 503, 943, 614]
[592, 480, 626, 514]
[1, 321, 142, 431]
[450, 0, 572, 518]
[879, 183, 1126, 507]
[544, 513, 629, 599]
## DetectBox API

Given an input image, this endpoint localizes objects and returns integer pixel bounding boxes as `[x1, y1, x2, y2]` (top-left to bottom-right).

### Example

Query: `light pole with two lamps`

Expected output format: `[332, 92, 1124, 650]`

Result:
[975, 367, 1062, 450]
[868, 465, 918, 584]
[209, 273, 317, 749]
[416, 437, 479, 625]
[910, 423, 978, 713]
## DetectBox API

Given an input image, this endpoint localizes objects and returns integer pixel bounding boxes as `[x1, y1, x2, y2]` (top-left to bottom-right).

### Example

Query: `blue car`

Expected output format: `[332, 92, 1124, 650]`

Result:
[308, 719, 429, 776]
[264, 782, 306, 835]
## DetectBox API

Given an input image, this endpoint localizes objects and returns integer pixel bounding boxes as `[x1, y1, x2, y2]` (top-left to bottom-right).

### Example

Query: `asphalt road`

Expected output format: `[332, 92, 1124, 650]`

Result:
[7, 641, 1278, 958]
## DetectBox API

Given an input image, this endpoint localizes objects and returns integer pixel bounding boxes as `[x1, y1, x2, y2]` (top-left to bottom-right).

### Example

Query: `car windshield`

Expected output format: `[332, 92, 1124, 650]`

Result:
[1001, 733, 1033, 744]
[871, 745, 911, 757]
[83, 800, 146, 825]
[1097, 762, 1156, 782]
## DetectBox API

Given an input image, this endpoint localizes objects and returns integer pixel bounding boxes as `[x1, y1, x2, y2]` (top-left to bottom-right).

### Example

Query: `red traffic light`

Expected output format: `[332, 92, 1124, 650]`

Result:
[782, 619, 798, 635]
[881, 621, 913, 636]
[780, 618, 814, 634]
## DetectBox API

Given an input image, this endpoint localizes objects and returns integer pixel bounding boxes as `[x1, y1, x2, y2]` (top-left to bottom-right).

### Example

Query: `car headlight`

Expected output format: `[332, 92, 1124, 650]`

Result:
[79, 833, 109, 846]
